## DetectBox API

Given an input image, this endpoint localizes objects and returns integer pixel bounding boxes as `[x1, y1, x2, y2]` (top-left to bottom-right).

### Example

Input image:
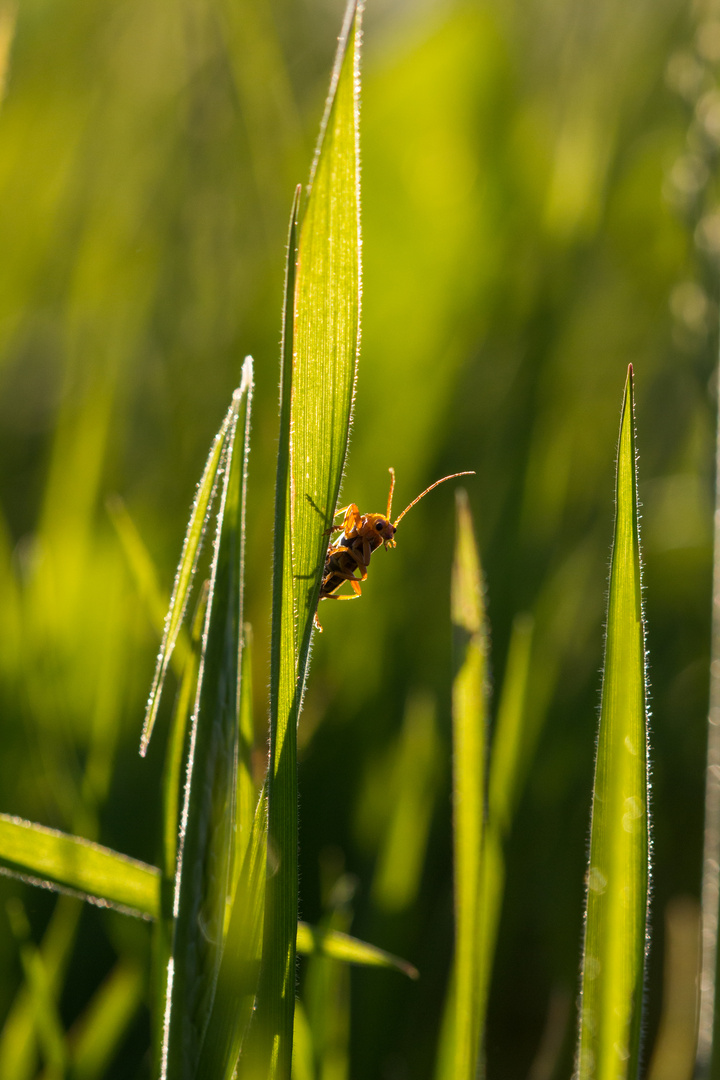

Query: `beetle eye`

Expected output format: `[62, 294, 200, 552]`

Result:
[376, 520, 385, 531]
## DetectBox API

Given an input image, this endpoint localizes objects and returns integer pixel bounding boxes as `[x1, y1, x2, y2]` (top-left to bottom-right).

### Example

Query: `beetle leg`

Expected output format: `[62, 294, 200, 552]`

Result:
[336, 545, 368, 580]
[325, 581, 362, 598]
[343, 507, 362, 538]
[323, 568, 363, 593]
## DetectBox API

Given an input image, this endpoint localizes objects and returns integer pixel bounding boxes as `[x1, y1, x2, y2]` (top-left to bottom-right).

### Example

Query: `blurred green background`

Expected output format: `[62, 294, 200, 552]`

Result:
[0, 0, 714, 1076]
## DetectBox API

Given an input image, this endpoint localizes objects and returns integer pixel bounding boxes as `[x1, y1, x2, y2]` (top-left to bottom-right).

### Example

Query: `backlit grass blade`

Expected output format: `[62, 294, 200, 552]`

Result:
[6, 898, 68, 1075]
[0, 814, 160, 918]
[67, 960, 144, 1080]
[0, 897, 81, 1080]
[107, 494, 190, 677]
[234, 622, 256, 892]
[194, 784, 267, 1080]
[296, 923, 418, 980]
[576, 365, 649, 1080]
[479, 614, 534, 1013]
[371, 693, 442, 913]
[258, 2, 362, 1076]
[140, 394, 236, 756]
[444, 487, 489, 1080]
[161, 361, 253, 1080]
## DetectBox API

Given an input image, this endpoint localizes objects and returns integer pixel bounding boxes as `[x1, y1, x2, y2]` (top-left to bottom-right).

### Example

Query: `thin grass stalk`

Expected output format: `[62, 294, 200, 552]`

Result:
[449, 488, 489, 1079]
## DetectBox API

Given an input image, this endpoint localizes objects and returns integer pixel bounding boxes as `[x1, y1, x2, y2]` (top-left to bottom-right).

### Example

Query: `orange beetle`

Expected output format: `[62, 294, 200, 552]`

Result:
[314, 467, 475, 630]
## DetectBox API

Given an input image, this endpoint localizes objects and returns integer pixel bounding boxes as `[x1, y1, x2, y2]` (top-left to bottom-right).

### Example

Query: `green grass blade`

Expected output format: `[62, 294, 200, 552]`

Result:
[140, 395, 236, 756]
[445, 487, 489, 1080]
[697, 332, 720, 1079]
[371, 694, 442, 913]
[576, 365, 649, 1080]
[6, 898, 68, 1075]
[234, 621, 256, 898]
[161, 362, 253, 1080]
[162, 583, 209, 888]
[0, 814, 160, 918]
[0, 897, 81, 1080]
[296, 923, 418, 980]
[291, 1001, 315, 1080]
[194, 785, 267, 1080]
[106, 494, 190, 679]
[478, 613, 534, 1012]
[67, 960, 144, 1080]
[259, 3, 361, 1075]
[290, 0, 362, 661]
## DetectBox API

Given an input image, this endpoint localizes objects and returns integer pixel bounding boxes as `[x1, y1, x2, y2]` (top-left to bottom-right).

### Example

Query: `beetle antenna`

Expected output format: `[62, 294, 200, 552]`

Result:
[393, 471, 476, 527]
[386, 467, 396, 520]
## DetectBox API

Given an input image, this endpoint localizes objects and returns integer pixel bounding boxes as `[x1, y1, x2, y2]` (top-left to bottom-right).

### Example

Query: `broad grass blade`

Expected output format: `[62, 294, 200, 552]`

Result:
[0, 814, 160, 918]
[258, 2, 362, 1075]
[443, 487, 489, 1080]
[161, 362, 253, 1080]
[576, 365, 649, 1080]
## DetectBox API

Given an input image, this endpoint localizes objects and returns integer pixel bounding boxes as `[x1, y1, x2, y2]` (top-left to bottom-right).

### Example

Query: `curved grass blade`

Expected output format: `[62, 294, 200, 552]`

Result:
[0, 814, 160, 919]
[140, 396, 236, 756]
[440, 487, 489, 1080]
[296, 923, 418, 980]
[257, 3, 362, 1075]
[161, 361, 253, 1080]
[576, 365, 649, 1080]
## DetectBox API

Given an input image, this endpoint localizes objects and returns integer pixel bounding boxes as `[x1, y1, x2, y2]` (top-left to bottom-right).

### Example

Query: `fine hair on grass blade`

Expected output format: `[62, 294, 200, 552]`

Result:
[160, 362, 253, 1080]
[253, 2, 362, 1076]
[576, 365, 649, 1080]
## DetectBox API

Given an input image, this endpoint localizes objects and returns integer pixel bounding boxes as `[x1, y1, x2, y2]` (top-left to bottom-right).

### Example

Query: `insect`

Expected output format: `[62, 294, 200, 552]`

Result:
[314, 467, 475, 630]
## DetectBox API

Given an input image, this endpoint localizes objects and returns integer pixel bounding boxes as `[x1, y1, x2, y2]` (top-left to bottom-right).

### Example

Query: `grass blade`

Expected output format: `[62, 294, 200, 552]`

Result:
[478, 613, 534, 1015]
[444, 487, 489, 1080]
[576, 365, 649, 1080]
[258, 3, 362, 1075]
[6, 898, 68, 1075]
[296, 923, 418, 980]
[194, 785, 268, 1080]
[0, 897, 81, 1080]
[140, 394, 236, 756]
[67, 960, 144, 1080]
[0, 814, 160, 918]
[161, 362, 253, 1080]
